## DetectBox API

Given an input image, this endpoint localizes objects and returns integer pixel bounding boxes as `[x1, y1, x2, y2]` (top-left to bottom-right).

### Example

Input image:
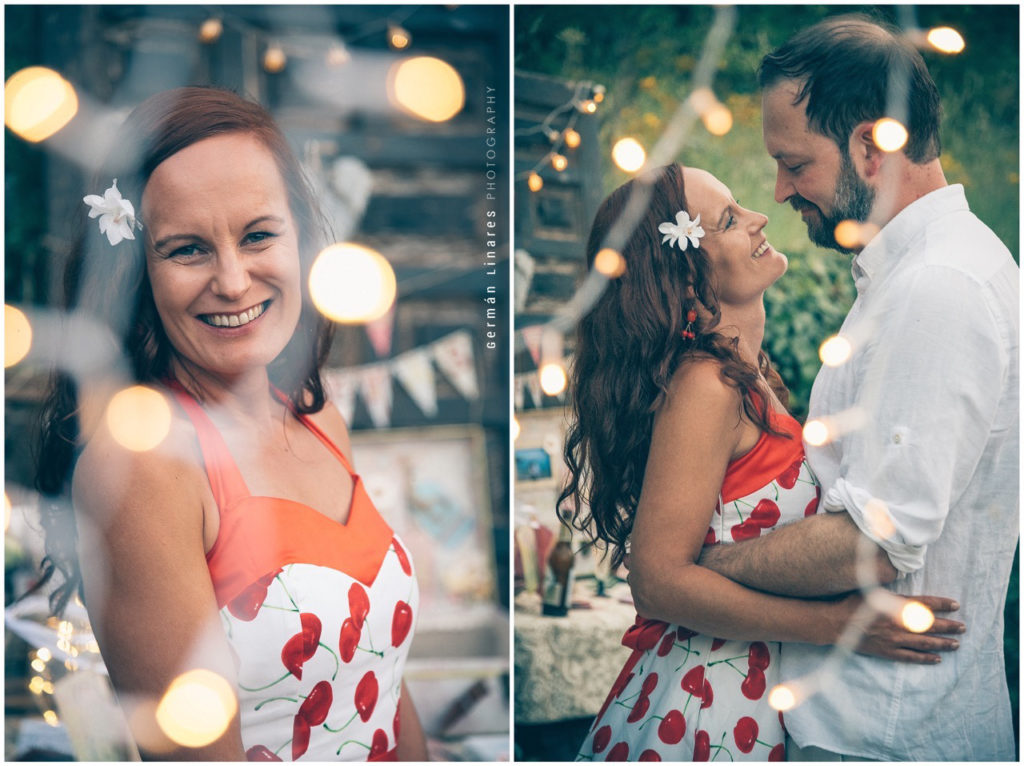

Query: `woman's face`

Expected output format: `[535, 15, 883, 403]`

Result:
[141, 132, 303, 383]
[681, 167, 787, 308]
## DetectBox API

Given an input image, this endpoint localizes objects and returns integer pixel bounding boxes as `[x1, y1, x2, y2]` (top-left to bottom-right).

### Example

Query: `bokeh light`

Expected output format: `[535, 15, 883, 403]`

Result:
[900, 601, 936, 633]
[819, 334, 851, 367]
[539, 363, 568, 396]
[263, 44, 287, 73]
[3, 493, 10, 533]
[155, 669, 237, 749]
[611, 137, 646, 173]
[702, 103, 733, 136]
[4, 66, 79, 143]
[309, 243, 397, 324]
[388, 24, 411, 50]
[43, 710, 59, 727]
[563, 128, 581, 149]
[105, 385, 173, 452]
[833, 220, 861, 250]
[5, 304, 32, 368]
[768, 684, 797, 711]
[527, 172, 544, 192]
[512, 417, 520, 441]
[550, 153, 568, 172]
[594, 248, 626, 278]
[198, 18, 223, 43]
[803, 419, 830, 447]
[578, 99, 597, 114]
[927, 27, 965, 54]
[872, 118, 908, 153]
[388, 56, 465, 122]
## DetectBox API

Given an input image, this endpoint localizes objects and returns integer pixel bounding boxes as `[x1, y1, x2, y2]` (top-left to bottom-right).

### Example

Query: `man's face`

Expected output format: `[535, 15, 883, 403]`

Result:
[762, 79, 875, 253]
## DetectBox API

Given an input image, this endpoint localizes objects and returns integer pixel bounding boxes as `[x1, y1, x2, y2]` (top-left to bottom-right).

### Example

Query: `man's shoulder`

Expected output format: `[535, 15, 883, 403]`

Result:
[917, 208, 1017, 278]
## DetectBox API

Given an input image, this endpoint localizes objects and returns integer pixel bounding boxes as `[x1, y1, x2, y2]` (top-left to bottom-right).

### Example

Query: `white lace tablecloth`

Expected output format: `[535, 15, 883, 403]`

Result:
[513, 591, 636, 724]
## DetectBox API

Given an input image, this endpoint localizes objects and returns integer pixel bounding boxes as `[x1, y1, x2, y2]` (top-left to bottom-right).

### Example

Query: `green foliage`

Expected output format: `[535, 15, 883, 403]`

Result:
[515, 4, 1018, 417]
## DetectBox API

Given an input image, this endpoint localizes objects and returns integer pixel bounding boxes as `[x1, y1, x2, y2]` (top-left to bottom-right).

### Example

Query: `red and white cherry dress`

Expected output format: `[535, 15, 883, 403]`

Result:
[172, 387, 418, 762]
[577, 408, 820, 762]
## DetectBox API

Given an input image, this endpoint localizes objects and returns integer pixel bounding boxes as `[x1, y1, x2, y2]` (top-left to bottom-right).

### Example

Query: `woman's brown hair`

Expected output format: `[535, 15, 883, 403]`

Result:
[558, 163, 788, 568]
[34, 87, 335, 614]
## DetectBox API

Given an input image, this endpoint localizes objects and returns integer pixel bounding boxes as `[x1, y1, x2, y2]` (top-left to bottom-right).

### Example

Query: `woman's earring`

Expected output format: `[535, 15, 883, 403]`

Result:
[682, 309, 697, 340]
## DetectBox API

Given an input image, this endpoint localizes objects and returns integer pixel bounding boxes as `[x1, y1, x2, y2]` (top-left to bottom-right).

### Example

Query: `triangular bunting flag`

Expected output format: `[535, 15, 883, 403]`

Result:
[324, 368, 358, 425]
[526, 372, 544, 408]
[514, 375, 526, 411]
[432, 331, 479, 400]
[392, 349, 439, 418]
[366, 305, 395, 359]
[521, 325, 544, 367]
[359, 365, 393, 428]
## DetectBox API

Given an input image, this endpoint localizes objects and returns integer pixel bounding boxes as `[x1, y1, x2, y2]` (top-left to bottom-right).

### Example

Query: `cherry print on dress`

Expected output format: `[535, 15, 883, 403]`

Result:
[638, 748, 662, 761]
[392, 537, 412, 576]
[229, 570, 281, 621]
[348, 583, 370, 628]
[593, 724, 613, 753]
[607, 740, 630, 760]
[733, 716, 758, 754]
[656, 709, 686, 744]
[777, 459, 802, 489]
[369, 728, 389, 758]
[245, 744, 282, 761]
[355, 671, 379, 722]
[392, 601, 413, 647]
[693, 730, 711, 761]
[281, 613, 322, 680]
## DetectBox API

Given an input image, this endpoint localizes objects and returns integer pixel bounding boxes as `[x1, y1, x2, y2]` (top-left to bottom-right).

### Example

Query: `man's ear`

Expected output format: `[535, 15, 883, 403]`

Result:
[848, 120, 885, 180]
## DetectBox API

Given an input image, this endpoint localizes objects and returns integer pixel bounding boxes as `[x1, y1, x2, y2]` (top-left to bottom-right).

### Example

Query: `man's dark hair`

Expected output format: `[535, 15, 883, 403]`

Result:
[759, 14, 942, 163]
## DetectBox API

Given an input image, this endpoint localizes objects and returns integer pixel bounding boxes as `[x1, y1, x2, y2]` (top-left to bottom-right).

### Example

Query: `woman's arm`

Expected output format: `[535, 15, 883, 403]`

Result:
[628, 361, 960, 658]
[396, 681, 428, 761]
[74, 422, 246, 761]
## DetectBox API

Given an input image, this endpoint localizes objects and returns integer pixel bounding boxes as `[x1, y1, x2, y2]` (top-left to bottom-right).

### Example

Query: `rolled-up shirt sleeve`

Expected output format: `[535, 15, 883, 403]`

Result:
[817, 264, 1008, 573]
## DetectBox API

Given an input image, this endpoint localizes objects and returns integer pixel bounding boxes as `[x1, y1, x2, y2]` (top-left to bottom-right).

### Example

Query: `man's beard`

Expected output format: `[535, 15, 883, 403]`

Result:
[791, 151, 875, 253]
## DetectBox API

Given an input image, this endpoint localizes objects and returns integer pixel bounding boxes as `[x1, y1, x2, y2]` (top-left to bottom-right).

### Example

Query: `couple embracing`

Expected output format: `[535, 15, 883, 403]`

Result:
[564, 16, 1017, 762]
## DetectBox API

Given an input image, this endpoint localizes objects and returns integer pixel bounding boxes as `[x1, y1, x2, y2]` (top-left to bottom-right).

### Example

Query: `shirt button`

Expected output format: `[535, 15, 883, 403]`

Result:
[893, 433, 902, 444]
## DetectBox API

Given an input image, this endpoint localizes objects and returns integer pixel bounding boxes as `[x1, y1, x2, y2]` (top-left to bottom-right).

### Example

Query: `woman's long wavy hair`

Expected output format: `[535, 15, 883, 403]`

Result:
[558, 163, 789, 568]
[33, 87, 335, 614]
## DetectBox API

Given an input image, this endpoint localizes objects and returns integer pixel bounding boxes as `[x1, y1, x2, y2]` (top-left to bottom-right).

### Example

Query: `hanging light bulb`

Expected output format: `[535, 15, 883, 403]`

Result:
[550, 153, 568, 172]
[263, 43, 287, 74]
[563, 128, 581, 149]
[578, 99, 597, 114]
[592, 84, 606, 103]
[527, 172, 544, 192]
[388, 23, 412, 50]
[198, 17, 223, 44]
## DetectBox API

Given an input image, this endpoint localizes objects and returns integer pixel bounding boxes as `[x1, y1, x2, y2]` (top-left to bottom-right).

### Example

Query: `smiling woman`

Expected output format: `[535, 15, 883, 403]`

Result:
[33, 87, 427, 762]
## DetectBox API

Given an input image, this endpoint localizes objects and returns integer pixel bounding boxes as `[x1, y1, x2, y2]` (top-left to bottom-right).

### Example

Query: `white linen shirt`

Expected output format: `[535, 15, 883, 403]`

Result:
[779, 185, 1019, 760]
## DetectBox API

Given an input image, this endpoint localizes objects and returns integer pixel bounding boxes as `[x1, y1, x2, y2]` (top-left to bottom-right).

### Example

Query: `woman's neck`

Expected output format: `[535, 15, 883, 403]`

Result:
[168, 359, 279, 430]
[715, 299, 766, 367]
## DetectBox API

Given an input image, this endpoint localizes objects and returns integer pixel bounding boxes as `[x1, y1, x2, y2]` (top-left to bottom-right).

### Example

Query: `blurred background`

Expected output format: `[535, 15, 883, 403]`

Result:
[511, 4, 1018, 761]
[5, 4, 509, 761]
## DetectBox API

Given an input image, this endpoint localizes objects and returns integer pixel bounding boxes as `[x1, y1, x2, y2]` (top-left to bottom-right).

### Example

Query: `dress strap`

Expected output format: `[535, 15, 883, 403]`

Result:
[166, 382, 251, 511]
[271, 386, 357, 476]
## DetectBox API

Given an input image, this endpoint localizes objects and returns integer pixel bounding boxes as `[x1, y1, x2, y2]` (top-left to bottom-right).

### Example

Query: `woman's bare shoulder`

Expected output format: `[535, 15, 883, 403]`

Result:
[665, 356, 743, 411]
[72, 409, 206, 531]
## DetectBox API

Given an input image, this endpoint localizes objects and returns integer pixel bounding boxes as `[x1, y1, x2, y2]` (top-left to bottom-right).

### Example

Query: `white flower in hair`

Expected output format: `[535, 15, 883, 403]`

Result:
[82, 179, 141, 246]
[658, 210, 705, 251]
